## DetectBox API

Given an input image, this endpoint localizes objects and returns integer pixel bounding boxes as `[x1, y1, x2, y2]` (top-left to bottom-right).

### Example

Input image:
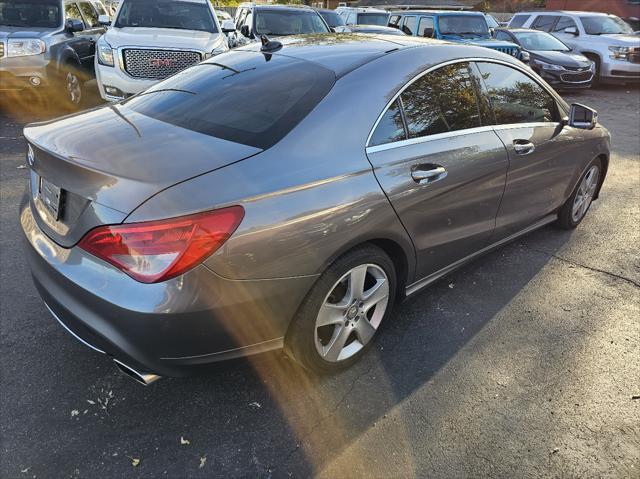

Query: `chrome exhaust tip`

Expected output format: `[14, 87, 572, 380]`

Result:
[114, 359, 161, 386]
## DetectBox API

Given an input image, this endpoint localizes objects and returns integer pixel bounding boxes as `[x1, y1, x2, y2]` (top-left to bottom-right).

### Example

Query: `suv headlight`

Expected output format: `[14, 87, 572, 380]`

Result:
[535, 60, 564, 71]
[97, 37, 115, 67]
[609, 46, 630, 61]
[7, 39, 45, 57]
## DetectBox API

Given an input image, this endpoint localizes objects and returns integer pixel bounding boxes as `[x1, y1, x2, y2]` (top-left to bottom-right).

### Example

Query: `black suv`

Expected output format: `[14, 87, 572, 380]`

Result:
[229, 4, 330, 48]
[0, 0, 106, 108]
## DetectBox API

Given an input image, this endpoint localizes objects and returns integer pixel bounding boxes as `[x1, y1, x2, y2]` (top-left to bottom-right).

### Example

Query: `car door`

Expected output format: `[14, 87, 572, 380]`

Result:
[63, 2, 91, 59]
[474, 61, 583, 238]
[365, 62, 509, 280]
[417, 16, 435, 38]
[401, 15, 417, 36]
[77, 1, 105, 69]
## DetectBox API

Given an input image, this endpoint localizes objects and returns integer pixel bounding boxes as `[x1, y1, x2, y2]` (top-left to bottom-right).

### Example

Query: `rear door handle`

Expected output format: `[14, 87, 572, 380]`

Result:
[411, 164, 447, 184]
[513, 140, 535, 155]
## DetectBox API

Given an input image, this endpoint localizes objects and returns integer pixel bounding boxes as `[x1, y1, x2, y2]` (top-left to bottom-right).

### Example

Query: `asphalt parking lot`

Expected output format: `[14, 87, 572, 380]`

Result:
[1, 83, 639, 478]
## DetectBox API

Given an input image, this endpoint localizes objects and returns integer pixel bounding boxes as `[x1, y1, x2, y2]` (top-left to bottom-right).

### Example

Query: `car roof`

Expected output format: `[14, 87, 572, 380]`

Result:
[236, 34, 508, 78]
[390, 10, 485, 15]
[497, 28, 540, 33]
[518, 10, 612, 16]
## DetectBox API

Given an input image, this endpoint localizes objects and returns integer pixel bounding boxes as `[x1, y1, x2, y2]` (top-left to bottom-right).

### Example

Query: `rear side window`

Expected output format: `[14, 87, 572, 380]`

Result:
[369, 99, 406, 147]
[509, 14, 530, 28]
[531, 15, 559, 32]
[124, 52, 335, 149]
[402, 16, 416, 35]
[401, 63, 482, 138]
[552, 16, 577, 32]
[418, 17, 434, 37]
[476, 62, 558, 124]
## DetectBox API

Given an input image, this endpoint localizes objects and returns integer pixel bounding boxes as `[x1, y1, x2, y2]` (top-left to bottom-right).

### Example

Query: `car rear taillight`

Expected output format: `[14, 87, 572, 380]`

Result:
[78, 206, 244, 283]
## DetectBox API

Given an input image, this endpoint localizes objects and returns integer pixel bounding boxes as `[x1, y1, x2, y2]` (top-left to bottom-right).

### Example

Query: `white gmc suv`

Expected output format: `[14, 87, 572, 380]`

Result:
[509, 11, 640, 85]
[95, 0, 230, 101]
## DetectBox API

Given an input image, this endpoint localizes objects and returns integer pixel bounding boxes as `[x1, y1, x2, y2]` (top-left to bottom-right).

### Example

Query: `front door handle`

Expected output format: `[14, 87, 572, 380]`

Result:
[411, 164, 447, 184]
[513, 140, 536, 155]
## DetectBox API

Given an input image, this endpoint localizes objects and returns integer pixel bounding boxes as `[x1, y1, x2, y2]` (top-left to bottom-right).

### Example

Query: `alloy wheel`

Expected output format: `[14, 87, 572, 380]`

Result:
[572, 165, 600, 223]
[66, 71, 82, 105]
[314, 263, 389, 363]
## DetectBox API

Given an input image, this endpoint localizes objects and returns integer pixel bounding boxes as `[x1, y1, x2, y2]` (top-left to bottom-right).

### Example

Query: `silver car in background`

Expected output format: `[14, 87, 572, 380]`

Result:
[21, 35, 609, 383]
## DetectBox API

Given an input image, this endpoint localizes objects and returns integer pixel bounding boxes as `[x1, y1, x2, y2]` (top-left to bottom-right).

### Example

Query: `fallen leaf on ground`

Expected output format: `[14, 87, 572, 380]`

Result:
[180, 436, 190, 445]
[20, 467, 30, 473]
[87, 400, 95, 405]
[199, 456, 207, 469]
[71, 410, 79, 417]
[249, 401, 262, 408]
[16, 165, 27, 169]
[128, 457, 140, 467]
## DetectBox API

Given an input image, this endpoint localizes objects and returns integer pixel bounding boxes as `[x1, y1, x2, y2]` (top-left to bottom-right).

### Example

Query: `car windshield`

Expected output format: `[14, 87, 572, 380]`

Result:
[357, 13, 389, 26]
[319, 10, 344, 28]
[0, 0, 61, 28]
[123, 51, 335, 149]
[485, 15, 499, 29]
[581, 15, 633, 35]
[513, 31, 570, 51]
[255, 10, 329, 35]
[438, 15, 489, 37]
[115, 0, 217, 33]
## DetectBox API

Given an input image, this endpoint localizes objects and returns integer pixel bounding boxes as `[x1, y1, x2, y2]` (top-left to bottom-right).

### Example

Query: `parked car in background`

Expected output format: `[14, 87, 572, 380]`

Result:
[215, 9, 232, 23]
[316, 8, 348, 32]
[21, 34, 609, 382]
[508, 11, 640, 84]
[345, 24, 406, 36]
[388, 11, 522, 59]
[0, 0, 106, 108]
[229, 4, 329, 48]
[94, 0, 228, 102]
[335, 7, 389, 27]
[495, 28, 594, 89]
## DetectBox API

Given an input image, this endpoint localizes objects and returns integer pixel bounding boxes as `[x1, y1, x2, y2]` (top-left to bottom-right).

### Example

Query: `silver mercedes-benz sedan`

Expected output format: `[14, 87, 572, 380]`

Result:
[21, 34, 610, 384]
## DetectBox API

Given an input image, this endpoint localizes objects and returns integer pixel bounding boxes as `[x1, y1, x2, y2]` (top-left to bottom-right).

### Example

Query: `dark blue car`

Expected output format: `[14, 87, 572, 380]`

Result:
[389, 10, 522, 59]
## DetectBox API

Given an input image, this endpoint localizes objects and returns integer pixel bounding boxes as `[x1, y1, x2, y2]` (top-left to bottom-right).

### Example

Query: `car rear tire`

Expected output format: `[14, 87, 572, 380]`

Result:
[284, 245, 396, 373]
[556, 157, 602, 230]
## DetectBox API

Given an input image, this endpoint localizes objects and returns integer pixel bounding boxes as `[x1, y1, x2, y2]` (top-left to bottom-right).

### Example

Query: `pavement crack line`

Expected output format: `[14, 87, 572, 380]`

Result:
[524, 246, 640, 288]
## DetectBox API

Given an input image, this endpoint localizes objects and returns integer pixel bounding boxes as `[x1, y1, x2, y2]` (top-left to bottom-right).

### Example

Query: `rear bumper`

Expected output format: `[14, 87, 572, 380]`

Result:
[20, 196, 315, 377]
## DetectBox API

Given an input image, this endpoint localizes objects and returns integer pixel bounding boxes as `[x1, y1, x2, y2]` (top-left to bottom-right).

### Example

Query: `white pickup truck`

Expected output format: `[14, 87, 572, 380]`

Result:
[95, 0, 232, 101]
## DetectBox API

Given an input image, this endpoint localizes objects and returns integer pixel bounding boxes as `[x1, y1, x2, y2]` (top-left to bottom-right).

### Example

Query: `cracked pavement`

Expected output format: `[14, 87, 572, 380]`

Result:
[1, 85, 639, 478]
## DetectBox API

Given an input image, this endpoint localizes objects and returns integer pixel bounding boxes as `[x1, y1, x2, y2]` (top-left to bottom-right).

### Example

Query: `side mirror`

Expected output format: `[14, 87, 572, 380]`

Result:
[423, 28, 434, 38]
[240, 24, 251, 38]
[221, 19, 235, 33]
[564, 26, 578, 36]
[65, 18, 84, 33]
[98, 14, 111, 26]
[520, 50, 530, 63]
[569, 103, 597, 130]
[489, 27, 495, 36]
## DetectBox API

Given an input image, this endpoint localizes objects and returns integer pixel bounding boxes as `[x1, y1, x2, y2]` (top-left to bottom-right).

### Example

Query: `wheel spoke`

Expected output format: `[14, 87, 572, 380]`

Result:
[316, 303, 345, 327]
[363, 279, 389, 312]
[347, 265, 368, 302]
[323, 325, 351, 362]
[355, 319, 376, 345]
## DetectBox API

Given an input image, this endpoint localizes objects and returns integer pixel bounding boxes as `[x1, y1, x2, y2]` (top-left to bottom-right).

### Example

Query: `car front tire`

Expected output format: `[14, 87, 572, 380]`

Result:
[557, 157, 602, 229]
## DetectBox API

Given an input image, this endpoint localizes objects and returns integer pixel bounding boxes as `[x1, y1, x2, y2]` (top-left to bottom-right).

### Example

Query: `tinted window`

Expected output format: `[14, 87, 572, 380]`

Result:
[0, 0, 61, 28]
[369, 100, 406, 147]
[495, 30, 513, 42]
[79, 1, 98, 27]
[124, 52, 335, 150]
[401, 63, 482, 138]
[509, 14, 530, 28]
[531, 15, 558, 32]
[552, 16, 577, 32]
[115, 0, 217, 33]
[476, 62, 558, 124]
[418, 17, 434, 37]
[357, 12, 389, 26]
[402, 16, 416, 35]
[255, 10, 329, 35]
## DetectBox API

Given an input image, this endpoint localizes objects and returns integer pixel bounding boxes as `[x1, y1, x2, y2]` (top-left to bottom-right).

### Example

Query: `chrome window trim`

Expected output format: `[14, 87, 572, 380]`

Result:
[365, 56, 567, 150]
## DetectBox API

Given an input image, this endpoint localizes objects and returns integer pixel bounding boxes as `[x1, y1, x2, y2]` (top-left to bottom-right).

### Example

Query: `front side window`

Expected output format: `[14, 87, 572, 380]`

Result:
[495, 30, 513, 42]
[580, 15, 633, 34]
[357, 12, 389, 26]
[115, 0, 217, 33]
[552, 16, 577, 32]
[65, 2, 84, 25]
[388, 15, 400, 28]
[402, 16, 416, 35]
[418, 17, 434, 37]
[124, 52, 335, 150]
[401, 63, 482, 138]
[531, 15, 559, 32]
[513, 31, 570, 52]
[254, 10, 329, 35]
[369, 99, 406, 147]
[509, 14, 530, 28]
[79, 1, 99, 27]
[476, 62, 558, 124]
[0, 0, 61, 28]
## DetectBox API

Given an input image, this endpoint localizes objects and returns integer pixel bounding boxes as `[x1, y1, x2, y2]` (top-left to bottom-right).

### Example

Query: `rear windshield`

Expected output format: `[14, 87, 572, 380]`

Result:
[254, 10, 329, 36]
[357, 13, 389, 26]
[115, 0, 217, 33]
[123, 52, 335, 149]
[0, 0, 61, 28]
